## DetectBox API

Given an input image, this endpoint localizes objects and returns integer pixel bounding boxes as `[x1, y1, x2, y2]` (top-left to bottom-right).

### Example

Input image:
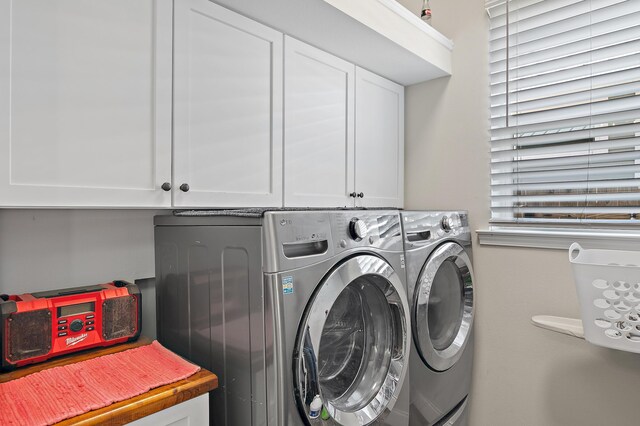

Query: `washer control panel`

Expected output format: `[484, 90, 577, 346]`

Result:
[263, 210, 404, 272]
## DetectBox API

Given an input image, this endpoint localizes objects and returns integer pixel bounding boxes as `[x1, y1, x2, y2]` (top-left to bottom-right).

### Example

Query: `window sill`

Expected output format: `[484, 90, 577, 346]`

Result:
[477, 227, 640, 250]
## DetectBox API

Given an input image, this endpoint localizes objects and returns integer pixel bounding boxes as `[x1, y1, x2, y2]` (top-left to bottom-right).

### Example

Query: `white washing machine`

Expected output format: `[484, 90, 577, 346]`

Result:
[400, 211, 475, 426]
[156, 209, 412, 426]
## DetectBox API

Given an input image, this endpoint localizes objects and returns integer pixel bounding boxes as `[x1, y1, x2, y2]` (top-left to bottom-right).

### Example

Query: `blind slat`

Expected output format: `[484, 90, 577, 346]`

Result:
[491, 64, 640, 99]
[491, 94, 640, 127]
[491, 107, 640, 137]
[492, 178, 640, 194]
[493, 192, 640, 205]
[492, 206, 640, 214]
[491, 123, 640, 152]
[491, 149, 640, 172]
[491, 79, 640, 114]
[491, 164, 640, 185]
[492, 138, 640, 164]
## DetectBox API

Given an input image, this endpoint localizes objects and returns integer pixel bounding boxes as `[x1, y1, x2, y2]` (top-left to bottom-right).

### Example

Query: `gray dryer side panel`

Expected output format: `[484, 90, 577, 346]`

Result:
[155, 225, 266, 426]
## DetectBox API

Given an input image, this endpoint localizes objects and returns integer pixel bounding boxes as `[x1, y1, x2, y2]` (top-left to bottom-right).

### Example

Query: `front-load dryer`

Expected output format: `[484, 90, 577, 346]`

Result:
[155, 209, 411, 426]
[400, 211, 475, 426]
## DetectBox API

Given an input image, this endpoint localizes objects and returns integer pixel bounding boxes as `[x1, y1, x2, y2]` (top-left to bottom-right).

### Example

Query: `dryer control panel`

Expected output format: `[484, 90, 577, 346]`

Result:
[401, 211, 470, 249]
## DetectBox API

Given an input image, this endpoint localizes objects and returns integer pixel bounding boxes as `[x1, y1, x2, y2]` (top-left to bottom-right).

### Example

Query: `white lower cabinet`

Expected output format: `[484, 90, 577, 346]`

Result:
[284, 36, 355, 207]
[172, 0, 283, 208]
[355, 67, 405, 208]
[129, 394, 209, 426]
[0, 0, 173, 208]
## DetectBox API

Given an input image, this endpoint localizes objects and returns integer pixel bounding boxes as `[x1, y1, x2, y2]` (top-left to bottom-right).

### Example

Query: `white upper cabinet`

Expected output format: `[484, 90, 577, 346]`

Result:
[0, 0, 404, 209]
[173, 0, 283, 208]
[284, 36, 355, 208]
[0, 0, 173, 207]
[355, 67, 404, 208]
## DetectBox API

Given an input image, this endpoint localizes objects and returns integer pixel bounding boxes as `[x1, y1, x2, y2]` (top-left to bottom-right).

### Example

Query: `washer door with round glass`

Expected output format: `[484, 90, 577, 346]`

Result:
[294, 255, 410, 425]
[414, 242, 474, 372]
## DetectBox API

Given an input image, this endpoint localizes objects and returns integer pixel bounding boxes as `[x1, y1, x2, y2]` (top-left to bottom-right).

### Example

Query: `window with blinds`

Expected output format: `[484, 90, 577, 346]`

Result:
[488, 0, 640, 226]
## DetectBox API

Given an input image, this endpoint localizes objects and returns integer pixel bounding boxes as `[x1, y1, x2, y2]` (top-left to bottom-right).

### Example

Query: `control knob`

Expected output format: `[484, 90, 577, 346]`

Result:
[70, 319, 84, 332]
[441, 215, 457, 233]
[348, 218, 368, 241]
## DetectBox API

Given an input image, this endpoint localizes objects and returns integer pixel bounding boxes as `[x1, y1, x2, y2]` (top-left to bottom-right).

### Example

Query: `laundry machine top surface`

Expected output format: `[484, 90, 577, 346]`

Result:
[155, 209, 405, 273]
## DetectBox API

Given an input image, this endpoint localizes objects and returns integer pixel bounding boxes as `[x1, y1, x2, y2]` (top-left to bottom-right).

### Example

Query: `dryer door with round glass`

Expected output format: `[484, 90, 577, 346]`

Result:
[414, 241, 474, 372]
[294, 255, 410, 425]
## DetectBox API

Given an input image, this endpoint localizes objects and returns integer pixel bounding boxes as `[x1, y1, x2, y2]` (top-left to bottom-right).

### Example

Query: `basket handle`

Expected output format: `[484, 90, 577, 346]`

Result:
[568, 242, 582, 262]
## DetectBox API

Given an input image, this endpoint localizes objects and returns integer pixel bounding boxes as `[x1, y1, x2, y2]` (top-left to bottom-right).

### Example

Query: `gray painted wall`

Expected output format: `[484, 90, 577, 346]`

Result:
[399, 0, 640, 425]
[0, 209, 160, 338]
[0, 210, 158, 295]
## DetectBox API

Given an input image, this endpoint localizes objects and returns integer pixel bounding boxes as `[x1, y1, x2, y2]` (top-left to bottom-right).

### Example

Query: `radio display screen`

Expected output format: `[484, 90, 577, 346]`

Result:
[58, 302, 95, 317]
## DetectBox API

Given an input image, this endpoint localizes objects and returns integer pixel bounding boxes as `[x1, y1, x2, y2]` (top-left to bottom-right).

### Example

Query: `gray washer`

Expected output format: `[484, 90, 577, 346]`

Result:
[400, 211, 475, 426]
[155, 210, 412, 426]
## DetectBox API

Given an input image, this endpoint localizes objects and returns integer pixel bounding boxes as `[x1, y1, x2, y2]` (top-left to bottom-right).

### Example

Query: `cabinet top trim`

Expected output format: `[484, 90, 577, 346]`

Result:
[208, 0, 453, 85]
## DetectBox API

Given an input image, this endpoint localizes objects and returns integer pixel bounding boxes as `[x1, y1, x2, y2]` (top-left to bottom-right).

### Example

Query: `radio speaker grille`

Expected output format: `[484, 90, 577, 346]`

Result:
[7, 309, 52, 362]
[102, 295, 137, 341]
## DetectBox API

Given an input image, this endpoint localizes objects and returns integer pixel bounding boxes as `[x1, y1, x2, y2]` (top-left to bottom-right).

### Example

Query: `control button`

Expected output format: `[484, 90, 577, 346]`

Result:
[58, 325, 67, 331]
[441, 216, 454, 232]
[70, 319, 84, 332]
[86, 320, 94, 325]
[58, 332, 68, 337]
[348, 218, 368, 241]
[339, 239, 347, 248]
[58, 319, 67, 324]
[86, 314, 95, 319]
[86, 326, 95, 331]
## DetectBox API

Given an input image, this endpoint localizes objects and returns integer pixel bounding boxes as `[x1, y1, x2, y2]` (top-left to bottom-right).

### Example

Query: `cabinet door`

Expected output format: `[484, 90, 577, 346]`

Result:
[284, 36, 355, 207]
[354, 67, 404, 208]
[128, 394, 209, 426]
[173, 0, 283, 208]
[0, 0, 172, 207]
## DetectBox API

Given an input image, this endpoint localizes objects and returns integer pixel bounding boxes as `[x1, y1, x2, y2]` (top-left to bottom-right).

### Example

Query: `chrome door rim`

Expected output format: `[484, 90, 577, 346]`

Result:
[294, 255, 410, 425]
[414, 242, 474, 372]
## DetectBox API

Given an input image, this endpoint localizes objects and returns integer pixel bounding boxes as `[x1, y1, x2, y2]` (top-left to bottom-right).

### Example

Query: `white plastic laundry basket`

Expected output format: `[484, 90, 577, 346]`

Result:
[569, 242, 640, 353]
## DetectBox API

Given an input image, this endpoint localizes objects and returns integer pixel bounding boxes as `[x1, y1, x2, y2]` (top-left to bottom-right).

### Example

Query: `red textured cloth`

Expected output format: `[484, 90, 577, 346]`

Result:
[0, 341, 200, 425]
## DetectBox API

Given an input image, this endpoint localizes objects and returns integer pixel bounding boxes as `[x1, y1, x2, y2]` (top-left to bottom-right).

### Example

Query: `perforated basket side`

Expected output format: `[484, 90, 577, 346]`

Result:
[569, 243, 640, 353]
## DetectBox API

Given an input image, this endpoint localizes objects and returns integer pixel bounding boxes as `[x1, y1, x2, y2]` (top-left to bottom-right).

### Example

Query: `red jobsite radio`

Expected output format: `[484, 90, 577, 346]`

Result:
[0, 281, 141, 371]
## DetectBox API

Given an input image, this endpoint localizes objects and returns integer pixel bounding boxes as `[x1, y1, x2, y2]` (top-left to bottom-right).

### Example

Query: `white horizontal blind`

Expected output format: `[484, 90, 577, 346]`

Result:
[488, 0, 640, 225]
